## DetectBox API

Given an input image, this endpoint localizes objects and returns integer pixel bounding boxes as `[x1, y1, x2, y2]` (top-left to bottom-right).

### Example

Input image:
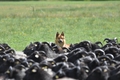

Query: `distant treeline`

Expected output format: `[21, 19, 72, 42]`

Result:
[0, 0, 120, 1]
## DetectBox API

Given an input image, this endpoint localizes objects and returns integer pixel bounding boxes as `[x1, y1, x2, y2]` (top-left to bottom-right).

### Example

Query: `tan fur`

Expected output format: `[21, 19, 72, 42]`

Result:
[55, 32, 70, 48]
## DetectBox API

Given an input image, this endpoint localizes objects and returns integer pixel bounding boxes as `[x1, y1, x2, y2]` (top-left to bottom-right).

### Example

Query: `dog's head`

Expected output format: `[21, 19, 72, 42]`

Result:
[55, 32, 66, 47]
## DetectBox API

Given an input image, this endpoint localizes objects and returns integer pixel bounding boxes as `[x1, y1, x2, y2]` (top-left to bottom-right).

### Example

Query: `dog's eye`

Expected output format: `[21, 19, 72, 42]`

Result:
[60, 37, 64, 39]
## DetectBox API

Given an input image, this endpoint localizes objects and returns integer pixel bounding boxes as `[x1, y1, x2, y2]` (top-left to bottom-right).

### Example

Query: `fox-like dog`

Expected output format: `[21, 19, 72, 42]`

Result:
[55, 32, 70, 48]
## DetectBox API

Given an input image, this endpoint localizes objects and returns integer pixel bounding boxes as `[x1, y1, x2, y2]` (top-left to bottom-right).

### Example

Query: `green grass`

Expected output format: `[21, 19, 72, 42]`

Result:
[0, 1, 120, 51]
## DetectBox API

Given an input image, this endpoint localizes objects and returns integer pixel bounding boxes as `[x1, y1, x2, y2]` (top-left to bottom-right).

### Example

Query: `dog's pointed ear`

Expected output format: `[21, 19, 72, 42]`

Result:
[61, 32, 64, 36]
[56, 32, 59, 38]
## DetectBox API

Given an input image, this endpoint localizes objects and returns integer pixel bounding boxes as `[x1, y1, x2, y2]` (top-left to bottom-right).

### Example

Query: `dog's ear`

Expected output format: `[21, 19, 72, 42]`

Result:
[56, 32, 59, 38]
[61, 32, 64, 36]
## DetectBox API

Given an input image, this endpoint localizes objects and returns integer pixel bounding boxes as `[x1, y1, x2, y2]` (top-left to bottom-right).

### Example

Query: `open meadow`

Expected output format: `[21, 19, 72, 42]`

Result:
[0, 1, 120, 51]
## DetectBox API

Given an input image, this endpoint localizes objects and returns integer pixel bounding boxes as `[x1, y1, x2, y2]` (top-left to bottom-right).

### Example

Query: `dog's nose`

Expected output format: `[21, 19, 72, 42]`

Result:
[58, 40, 62, 43]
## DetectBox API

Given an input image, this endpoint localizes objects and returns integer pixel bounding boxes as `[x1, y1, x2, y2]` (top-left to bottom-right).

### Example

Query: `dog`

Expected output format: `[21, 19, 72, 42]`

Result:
[55, 32, 70, 48]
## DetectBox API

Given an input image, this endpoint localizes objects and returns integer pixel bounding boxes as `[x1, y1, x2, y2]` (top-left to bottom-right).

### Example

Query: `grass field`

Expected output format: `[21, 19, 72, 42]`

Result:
[0, 1, 120, 51]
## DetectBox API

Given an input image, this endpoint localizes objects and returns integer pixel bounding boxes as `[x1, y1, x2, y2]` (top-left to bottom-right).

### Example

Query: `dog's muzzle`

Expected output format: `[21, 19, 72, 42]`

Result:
[58, 40, 63, 43]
